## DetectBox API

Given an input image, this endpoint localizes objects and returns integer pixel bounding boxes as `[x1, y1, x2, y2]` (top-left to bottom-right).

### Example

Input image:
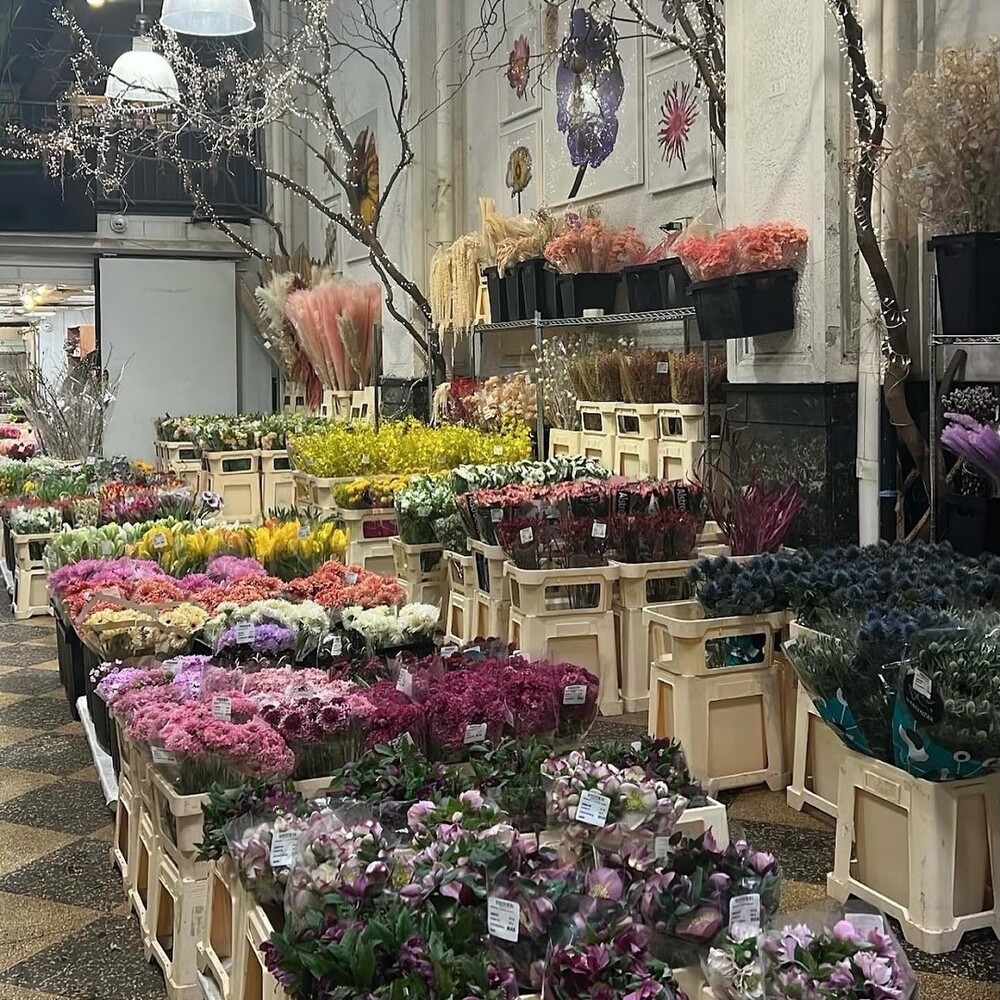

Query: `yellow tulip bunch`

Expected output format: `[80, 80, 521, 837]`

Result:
[288, 418, 532, 478]
[126, 523, 251, 576]
[249, 519, 347, 580]
[333, 475, 411, 510]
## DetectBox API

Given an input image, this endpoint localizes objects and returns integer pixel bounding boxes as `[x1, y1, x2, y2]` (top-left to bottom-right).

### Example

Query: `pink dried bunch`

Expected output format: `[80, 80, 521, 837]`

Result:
[675, 222, 808, 281]
[544, 214, 648, 273]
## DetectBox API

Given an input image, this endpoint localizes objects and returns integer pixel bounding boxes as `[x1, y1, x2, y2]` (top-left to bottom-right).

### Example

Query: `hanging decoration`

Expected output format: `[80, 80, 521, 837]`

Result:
[348, 127, 380, 227]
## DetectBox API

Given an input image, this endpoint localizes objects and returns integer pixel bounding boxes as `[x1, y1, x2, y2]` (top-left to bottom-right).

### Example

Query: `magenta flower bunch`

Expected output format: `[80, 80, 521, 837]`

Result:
[359, 680, 428, 750]
[96, 664, 173, 703]
[424, 669, 508, 760]
[48, 556, 167, 597]
[206, 554, 268, 583]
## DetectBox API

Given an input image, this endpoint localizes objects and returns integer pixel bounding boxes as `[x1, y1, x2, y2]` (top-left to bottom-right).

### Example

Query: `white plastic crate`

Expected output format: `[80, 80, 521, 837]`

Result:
[576, 401, 617, 469]
[674, 796, 730, 848]
[147, 852, 209, 1000]
[649, 660, 788, 796]
[785, 681, 841, 818]
[547, 428, 581, 460]
[827, 749, 1000, 954]
[260, 450, 294, 513]
[150, 769, 212, 880]
[112, 773, 136, 887]
[197, 857, 246, 1000]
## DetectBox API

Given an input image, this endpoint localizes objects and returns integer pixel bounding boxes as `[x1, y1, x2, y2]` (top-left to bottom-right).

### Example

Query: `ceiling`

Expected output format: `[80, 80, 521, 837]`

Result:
[0, 283, 94, 322]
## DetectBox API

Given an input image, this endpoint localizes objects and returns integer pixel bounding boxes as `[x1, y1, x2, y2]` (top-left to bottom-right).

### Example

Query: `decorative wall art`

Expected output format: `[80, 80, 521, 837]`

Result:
[643, 0, 678, 60]
[499, 7, 541, 123]
[645, 50, 711, 194]
[541, 2, 644, 205]
[499, 119, 541, 215]
[343, 109, 379, 262]
[322, 193, 343, 273]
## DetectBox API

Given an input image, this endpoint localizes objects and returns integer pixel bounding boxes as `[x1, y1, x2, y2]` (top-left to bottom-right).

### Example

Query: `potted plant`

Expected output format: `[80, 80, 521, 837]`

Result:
[894, 42, 1000, 336]
[674, 222, 808, 340]
[543, 211, 646, 317]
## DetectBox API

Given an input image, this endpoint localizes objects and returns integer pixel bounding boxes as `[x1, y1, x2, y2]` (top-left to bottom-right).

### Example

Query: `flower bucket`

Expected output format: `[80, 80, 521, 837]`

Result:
[556, 271, 620, 317]
[691, 268, 798, 340]
[543, 266, 562, 319]
[515, 257, 557, 320]
[623, 261, 667, 312]
[929, 232, 1000, 336]
[663, 258, 694, 308]
[484, 266, 510, 324]
[942, 493, 1000, 556]
[504, 264, 524, 321]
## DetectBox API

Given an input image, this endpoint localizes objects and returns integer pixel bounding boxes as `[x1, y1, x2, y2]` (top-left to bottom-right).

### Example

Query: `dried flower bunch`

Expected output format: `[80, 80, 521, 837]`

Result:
[894, 40, 1000, 234]
[531, 338, 581, 430]
[463, 373, 538, 429]
[669, 351, 727, 404]
[480, 197, 564, 273]
[544, 211, 648, 273]
[674, 222, 808, 282]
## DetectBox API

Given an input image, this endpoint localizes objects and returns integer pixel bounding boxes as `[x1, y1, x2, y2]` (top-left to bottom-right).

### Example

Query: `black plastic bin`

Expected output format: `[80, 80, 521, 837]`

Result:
[623, 262, 666, 312]
[515, 258, 558, 320]
[483, 266, 510, 323]
[556, 271, 620, 317]
[929, 233, 1000, 336]
[82, 644, 113, 756]
[942, 494, 1000, 556]
[54, 604, 85, 721]
[543, 267, 562, 319]
[663, 258, 693, 307]
[379, 377, 431, 423]
[691, 268, 798, 341]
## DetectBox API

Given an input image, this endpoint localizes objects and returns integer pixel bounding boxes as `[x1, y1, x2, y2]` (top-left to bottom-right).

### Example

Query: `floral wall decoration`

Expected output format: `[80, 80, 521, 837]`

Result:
[505, 145, 533, 212]
[348, 127, 379, 227]
[506, 35, 531, 99]
[543, 2, 642, 205]
[500, 8, 541, 123]
[645, 51, 711, 194]
[500, 120, 542, 216]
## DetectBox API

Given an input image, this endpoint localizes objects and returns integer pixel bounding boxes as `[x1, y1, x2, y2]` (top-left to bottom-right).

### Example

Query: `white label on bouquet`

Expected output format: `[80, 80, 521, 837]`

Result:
[656, 361, 670, 374]
[487, 897, 520, 943]
[576, 789, 611, 827]
[913, 163, 934, 182]
[328, 634, 343, 656]
[912, 669, 933, 698]
[493, 445, 504, 456]
[464, 722, 488, 745]
[563, 684, 587, 706]
[234, 622, 256, 645]
[654, 836, 672, 859]
[211, 696, 232, 722]
[361, 453, 371, 464]
[269, 830, 300, 868]
[846, 913, 885, 936]
[441, 645, 459, 658]
[345, 572, 358, 585]
[151, 746, 177, 766]
[491, 509, 503, 523]
[591, 521, 607, 539]
[298, 525, 310, 539]
[729, 893, 762, 938]
[519, 527, 533, 544]
[100, 541, 114, 556]
[417, 506, 432, 518]
[396, 667, 413, 697]
[631, 741, 643, 752]
[151, 532, 168, 550]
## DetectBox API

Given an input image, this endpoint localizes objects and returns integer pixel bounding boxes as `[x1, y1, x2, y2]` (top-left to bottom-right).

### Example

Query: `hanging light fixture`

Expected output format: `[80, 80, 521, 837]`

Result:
[105, 2, 179, 104]
[160, 0, 255, 36]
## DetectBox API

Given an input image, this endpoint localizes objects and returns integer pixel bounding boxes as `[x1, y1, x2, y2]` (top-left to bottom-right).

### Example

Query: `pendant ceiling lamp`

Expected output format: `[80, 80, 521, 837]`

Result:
[105, 4, 179, 104]
[160, 0, 256, 36]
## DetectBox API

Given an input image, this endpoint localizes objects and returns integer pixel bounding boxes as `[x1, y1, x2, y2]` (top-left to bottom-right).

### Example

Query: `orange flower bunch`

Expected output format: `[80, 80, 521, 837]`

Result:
[675, 222, 808, 281]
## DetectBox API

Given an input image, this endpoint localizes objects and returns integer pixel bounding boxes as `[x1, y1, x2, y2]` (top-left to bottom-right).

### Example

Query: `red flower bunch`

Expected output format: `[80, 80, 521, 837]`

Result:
[286, 562, 405, 610]
[675, 222, 808, 281]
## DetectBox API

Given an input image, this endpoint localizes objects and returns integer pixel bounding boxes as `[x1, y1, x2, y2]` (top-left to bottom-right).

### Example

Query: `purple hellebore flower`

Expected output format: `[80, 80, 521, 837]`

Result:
[707, 871, 731, 894]
[407, 800, 436, 829]
[674, 905, 723, 943]
[773, 923, 815, 964]
[585, 867, 623, 902]
[828, 958, 857, 990]
[622, 980, 664, 1000]
[833, 919, 860, 943]
[853, 952, 900, 993]
[527, 895, 555, 933]
[487, 964, 518, 1000]
[556, 7, 625, 170]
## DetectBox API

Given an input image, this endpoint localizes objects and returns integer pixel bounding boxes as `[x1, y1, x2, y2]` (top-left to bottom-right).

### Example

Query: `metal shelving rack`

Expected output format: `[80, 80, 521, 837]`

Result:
[470, 307, 714, 481]
[926, 277, 1000, 541]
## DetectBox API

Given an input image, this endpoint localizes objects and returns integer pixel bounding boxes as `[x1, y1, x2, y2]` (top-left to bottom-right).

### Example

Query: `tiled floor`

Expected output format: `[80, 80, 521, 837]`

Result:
[0, 619, 995, 999]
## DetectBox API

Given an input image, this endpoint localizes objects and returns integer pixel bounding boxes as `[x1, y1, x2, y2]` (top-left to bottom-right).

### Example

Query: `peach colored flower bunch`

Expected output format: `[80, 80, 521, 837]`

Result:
[543, 213, 648, 273]
[674, 222, 808, 281]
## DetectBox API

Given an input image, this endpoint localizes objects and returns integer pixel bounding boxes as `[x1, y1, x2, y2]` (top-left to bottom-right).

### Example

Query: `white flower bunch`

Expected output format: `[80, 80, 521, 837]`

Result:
[341, 602, 440, 647]
[9, 505, 63, 535]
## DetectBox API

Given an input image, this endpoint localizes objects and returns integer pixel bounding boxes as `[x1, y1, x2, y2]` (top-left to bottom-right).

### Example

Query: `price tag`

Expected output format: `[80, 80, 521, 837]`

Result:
[85, 456, 97, 466]
[493, 445, 504, 456]
[913, 163, 934, 182]
[298, 525, 310, 539]
[519, 527, 533, 544]
[464, 722, 488, 745]
[344, 572, 358, 585]
[396, 667, 413, 697]
[441, 645, 459, 658]
[913, 669, 933, 699]
[846, 913, 886, 936]
[575, 789, 611, 827]
[100, 540, 114, 557]
[487, 896, 520, 942]
[654, 836, 671, 859]
[490, 508, 503, 523]
[234, 622, 256, 645]
[151, 532, 168, 551]
[729, 893, 761, 938]
[563, 684, 587, 705]
[151, 746, 177, 766]
[505, 705, 515, 727]
[211, 696, 232, 722]
[361, 453, 371, 465]
[591, 521, 607, 539]
[269, 830, 300, 867]
[417, 506, 432, 518]
[631, 741, 643, 752]
[328, 634, 343, 656]
[466, 645, 481, 654]
[656, 361, 669, 374]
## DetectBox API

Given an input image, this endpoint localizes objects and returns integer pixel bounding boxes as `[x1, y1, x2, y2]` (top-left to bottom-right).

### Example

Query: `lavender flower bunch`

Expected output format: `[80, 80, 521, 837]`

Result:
[217, 622, 297, 658]
[941, 412, 1000, 492]
[760, 919, 915, 999]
